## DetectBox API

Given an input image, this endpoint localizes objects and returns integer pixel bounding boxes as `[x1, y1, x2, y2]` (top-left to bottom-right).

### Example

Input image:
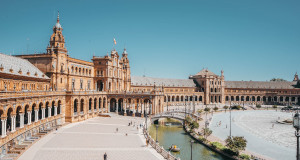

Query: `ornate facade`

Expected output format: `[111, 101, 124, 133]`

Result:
[0, 13, 300, 149]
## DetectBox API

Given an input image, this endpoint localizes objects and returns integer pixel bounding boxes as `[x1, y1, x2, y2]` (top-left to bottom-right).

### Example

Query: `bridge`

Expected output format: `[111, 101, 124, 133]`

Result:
[150, 110, 200, 123]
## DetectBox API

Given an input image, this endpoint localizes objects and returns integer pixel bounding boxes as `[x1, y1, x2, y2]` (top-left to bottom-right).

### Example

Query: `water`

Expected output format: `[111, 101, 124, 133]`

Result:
[149, 120, 226, 160]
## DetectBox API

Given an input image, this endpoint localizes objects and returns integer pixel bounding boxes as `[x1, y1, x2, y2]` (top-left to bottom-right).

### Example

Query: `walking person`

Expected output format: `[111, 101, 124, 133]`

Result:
[104, 152, 107, 160]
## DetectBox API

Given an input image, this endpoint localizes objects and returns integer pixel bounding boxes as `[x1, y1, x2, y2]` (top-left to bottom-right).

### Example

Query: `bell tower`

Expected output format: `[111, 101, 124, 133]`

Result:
[47, 12, 67, 55]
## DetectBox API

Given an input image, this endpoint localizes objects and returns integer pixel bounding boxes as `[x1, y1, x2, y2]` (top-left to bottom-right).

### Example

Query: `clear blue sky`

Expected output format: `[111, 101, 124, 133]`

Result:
[0, 0, 299, 81]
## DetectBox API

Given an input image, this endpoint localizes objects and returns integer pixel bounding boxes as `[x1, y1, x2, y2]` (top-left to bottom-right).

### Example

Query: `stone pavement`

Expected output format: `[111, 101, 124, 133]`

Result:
[18, 114, 164, 160]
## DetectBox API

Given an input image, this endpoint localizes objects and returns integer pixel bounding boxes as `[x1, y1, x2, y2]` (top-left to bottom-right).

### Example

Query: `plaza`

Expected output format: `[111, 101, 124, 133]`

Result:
[210, 110, 296, 160]
[18, 114, 163, 160]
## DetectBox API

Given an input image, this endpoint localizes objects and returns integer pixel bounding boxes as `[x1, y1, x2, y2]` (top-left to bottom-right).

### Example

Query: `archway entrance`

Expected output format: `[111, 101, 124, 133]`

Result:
[110, 98, 117, 112]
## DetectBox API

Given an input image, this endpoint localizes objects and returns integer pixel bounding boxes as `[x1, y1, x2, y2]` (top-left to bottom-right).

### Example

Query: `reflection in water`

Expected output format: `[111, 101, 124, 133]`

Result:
[149, 119, 226, 160]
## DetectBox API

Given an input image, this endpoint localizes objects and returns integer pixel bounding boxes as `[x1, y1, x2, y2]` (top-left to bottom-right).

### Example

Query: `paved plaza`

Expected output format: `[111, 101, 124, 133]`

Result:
[18, 114, 164, 160]
[210, 110, 296, 160]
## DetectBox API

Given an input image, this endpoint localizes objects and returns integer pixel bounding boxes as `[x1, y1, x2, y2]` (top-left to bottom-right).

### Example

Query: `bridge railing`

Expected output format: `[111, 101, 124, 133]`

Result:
[143, 128, 180, 160]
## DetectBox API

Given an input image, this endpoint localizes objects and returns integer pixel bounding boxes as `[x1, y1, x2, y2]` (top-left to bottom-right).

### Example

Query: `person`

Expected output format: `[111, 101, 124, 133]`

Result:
[104, 152, 107, 160]
[116, 128, 118, 132]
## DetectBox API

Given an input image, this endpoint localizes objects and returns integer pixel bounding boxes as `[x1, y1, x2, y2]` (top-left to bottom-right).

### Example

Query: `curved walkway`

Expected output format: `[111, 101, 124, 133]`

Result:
[18, 114, 164, 160]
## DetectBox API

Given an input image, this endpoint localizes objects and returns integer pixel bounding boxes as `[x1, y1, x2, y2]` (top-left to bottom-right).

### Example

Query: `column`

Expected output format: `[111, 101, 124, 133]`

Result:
[27, 111, 31, 125]
[20, 113, 24, 128]
[11, 115, 16, 132]
[116, 101, 119, 114]
[35, 110, 38, 122]
[1, 118, 7, 137]
[108, 102, 110, 113]
[141, 102, 144, 117]
[42, 108, 45, 119]
[48, 107, 51, 118]
[54, 106, 57, 116]
[124, 101, 127, 116]
[100, 99, 103, 113]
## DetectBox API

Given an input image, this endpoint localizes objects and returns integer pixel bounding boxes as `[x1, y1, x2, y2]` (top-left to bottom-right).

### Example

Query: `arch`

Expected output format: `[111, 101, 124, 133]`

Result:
[31, 103, 36, 122]
[236, 96, 239, 101]
[241, 96, 244, 101]
[280, 96, 283, 102]
[268, 96, 272, 102]
[195, 96, 198, 101]
[45, 101, 50, 118]
[257, 96, 261, 101]
[190, 96, 193, 101]
[58, 100, 61, 114]
[24, 105, 29, 125]
[38, 102, 43, 120]
[7, 108, 13, 132]
[118, 98, 123, 112]
[246, 96, 250, 101]
[226, 96, 229, 101]
[80, 99, 84, 113]
[51, 101, 55, 116]
[103, 97, 106, 111]
[181, 96, 184, 101]
[176, 96, 179, 102]
[89, 98, 92, 111]
[231, 96, 234, 101]
[263, 96, 267, 102]
[94, 98, 97, 110]
[74, 99, 78, 114]
[199, 96, 203, 102]
[16, 106, 22, 128]
[168, 96, 171, 102]
[252, 96, 256, 102]
[172, 96, 175, 102]
[110, 98, 117, 112]
[274, 96, 278, 102]
[97, 80, 104, 91]
[285, 97, 289, 102]
[0, 109, 3, 136]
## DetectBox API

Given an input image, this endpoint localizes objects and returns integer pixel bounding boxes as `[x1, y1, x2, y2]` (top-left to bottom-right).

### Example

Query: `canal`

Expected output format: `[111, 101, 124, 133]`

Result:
[149, 119, 226, 160]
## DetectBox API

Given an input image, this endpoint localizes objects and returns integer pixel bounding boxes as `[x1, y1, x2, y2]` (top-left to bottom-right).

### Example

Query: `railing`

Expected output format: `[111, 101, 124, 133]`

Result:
[143, 129, 180, 160]
[0, 91, 66, 99]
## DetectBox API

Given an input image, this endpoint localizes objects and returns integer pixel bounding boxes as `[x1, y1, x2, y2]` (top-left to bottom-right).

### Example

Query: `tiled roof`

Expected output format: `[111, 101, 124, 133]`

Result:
[225, 81, 297, 89]
[0, 53, 49, 80]
[131, 76, 196, 87]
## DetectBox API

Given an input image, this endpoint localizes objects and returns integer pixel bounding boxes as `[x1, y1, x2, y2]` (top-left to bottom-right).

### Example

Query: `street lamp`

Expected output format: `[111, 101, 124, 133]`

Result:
[229, 100, 232, 138]
[293, 112, 300, 160]
[190, 140, 194, 160]
[155, 125, 159, 143]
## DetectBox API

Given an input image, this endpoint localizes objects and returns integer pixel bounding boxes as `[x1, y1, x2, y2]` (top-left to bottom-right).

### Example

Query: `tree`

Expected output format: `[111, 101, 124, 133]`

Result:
[204, 107, 210, 112]
[189, 120, 199, 130]
[185, 116, 192, 125]
[223, 106, 228, 112]
[213, 107, 218, 112]
[197, 109, 203, 115]
[225, 136, 247, 155]
[256, 104, 261, 109]
[202, 128, 212, 138]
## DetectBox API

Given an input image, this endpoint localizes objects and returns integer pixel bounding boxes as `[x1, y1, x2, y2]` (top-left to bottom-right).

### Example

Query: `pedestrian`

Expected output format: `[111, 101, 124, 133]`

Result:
[104, 152, 107, 160]
[116, 128, 118, 132]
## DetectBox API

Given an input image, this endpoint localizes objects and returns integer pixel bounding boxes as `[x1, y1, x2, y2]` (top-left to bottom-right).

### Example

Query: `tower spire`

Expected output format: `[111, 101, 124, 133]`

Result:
[57, 11, 60, 23]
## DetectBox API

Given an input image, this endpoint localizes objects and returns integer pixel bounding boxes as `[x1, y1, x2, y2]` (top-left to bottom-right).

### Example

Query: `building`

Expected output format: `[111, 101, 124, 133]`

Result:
[0, 13, 299, 153]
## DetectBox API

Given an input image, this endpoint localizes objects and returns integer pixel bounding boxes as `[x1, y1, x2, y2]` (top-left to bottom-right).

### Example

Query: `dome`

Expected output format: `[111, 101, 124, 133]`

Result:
[55, 22, 61, 28]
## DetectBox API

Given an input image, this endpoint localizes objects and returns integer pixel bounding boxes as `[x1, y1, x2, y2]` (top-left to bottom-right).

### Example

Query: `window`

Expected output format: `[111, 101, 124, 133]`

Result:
[88, 81, 91, 90]
[80, 79, 83, 89]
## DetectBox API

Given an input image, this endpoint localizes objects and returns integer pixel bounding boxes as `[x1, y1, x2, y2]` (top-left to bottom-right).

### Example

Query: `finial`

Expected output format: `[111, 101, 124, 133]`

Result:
[57, 11, 60, 23]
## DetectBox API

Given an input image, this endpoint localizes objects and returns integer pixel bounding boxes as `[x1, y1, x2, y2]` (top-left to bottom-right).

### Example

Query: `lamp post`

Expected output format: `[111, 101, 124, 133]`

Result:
[229, 100, 232, 138]
[293, 112, 300, 160]
[190, 140, 194, 160]
[155, 125, 159, 143]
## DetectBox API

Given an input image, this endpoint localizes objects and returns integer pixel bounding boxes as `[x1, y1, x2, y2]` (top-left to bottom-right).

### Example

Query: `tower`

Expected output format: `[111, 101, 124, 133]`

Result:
[293, 72, 299, 81]
[47, 12, 68, 91]
[47, 12, 67, 55]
